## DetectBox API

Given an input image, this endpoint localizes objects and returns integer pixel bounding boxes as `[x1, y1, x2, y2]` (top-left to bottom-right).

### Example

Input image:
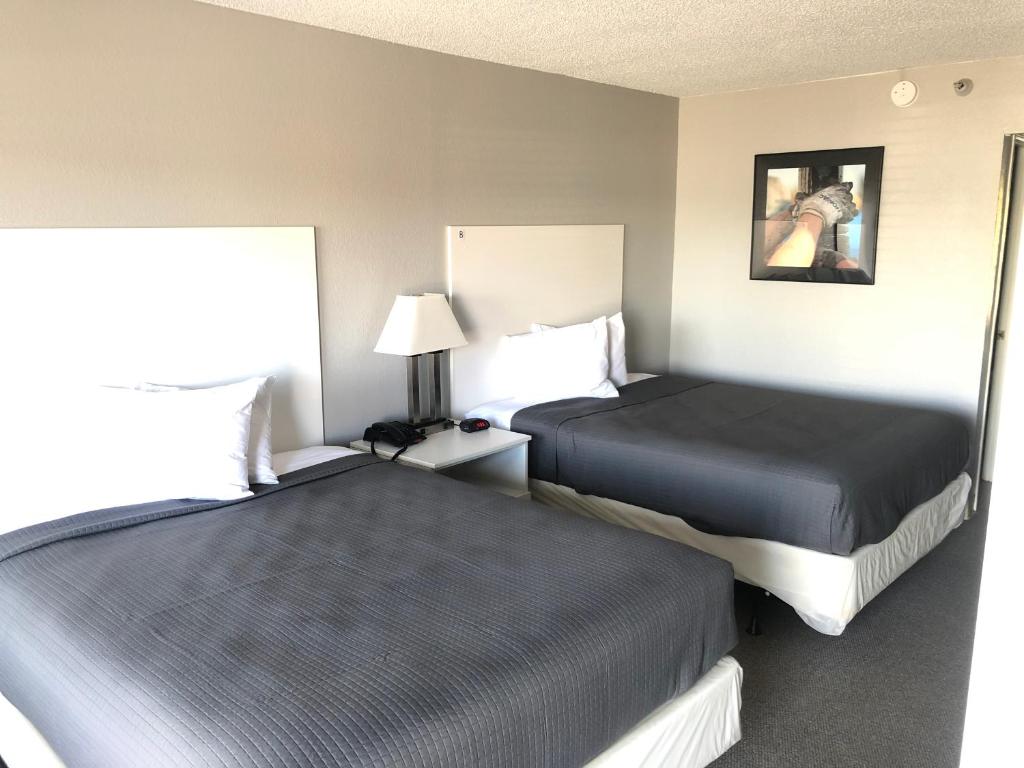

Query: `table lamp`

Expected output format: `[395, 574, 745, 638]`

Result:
[374, 293, 467, 429]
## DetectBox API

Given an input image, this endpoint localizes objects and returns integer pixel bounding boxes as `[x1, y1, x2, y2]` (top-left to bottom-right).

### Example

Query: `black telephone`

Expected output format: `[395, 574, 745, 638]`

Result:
[362, 421, 426, 461]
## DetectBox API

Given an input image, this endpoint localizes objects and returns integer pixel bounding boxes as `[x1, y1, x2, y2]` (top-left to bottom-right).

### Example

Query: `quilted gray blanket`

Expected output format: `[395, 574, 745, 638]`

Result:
[0, 454, 736, 768]
[512, 375, 970, 555]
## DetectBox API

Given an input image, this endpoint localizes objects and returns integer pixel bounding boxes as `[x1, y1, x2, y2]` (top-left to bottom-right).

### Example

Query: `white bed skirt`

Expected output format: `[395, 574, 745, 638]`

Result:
[1, 656, 741, 768]
[531, 473, 971, 635]
[587, 656, 742, 767]
[0, 690, 64, 768]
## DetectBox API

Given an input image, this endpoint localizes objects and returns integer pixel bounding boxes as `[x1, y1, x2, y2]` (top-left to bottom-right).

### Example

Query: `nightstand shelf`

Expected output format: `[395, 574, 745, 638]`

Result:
[350, 426, 532, 498]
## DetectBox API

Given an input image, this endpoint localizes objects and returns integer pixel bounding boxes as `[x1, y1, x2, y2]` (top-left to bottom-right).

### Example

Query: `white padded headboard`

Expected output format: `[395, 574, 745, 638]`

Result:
[0, 226, 323, 451]
[447, 224, 624, 416]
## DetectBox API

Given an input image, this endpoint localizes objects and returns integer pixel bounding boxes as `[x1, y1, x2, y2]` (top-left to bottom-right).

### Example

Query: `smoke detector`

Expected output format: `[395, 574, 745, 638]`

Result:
[890, 80, 918, 107]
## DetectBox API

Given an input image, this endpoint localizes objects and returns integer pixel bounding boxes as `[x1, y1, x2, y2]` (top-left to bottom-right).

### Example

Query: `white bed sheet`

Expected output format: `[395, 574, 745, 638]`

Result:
[531, 473, 971, 635]
[271, 444, 360, 475]
[465, 397, 536, 430]
[466, 372, 657, 429]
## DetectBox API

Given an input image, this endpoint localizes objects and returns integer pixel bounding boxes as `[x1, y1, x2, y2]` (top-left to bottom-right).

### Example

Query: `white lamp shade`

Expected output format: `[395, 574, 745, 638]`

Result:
[374, 293, 467, 356]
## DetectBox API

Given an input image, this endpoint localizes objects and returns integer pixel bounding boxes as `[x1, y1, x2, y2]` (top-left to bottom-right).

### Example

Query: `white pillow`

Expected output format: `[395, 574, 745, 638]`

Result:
[132, 377, 277, 485]
[82, 379, 262, 505]
[606, 312, 628, 388]
[0, 380, 260, 534]
[503, 316, 618, 403]
[531, 311, 628, 388]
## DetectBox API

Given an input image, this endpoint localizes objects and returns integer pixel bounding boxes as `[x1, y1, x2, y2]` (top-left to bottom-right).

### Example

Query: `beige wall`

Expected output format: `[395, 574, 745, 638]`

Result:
[0, 0, 678, 442]
[671, 57, 1024, 428]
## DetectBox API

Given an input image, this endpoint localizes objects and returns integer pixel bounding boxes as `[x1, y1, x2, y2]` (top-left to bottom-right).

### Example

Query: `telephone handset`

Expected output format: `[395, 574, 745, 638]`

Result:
[362, 421, 426, 461]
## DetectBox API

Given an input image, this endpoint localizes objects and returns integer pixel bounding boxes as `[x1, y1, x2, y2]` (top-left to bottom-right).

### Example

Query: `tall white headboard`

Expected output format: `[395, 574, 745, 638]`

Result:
[0, 227, 323, 451]
[447, 224, 624, 416]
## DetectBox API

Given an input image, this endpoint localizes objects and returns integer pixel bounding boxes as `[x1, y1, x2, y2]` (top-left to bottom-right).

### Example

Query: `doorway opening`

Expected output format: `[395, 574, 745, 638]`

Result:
[975, 133, 1024, 508]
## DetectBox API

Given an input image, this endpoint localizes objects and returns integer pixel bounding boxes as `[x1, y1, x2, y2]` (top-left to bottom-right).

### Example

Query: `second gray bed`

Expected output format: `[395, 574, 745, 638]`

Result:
[512, 375, 970, 555]
[0, 454, 736, 768]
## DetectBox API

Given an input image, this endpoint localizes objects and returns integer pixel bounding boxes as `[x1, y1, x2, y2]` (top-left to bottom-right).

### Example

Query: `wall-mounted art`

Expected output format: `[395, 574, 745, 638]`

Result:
[750, 146, 884, 284]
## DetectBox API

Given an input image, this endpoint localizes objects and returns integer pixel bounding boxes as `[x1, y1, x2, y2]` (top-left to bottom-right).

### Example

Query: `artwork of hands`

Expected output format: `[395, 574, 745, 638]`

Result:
[794, 182, 859, 227]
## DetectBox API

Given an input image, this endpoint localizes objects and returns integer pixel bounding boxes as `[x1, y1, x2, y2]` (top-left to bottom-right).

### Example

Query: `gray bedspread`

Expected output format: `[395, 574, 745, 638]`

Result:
[0, 454, 736, 768]
[512, 375, 970, 555]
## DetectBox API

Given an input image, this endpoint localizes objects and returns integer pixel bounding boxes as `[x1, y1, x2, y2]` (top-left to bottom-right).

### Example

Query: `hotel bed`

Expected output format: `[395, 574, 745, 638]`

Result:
[0, 447, 741, 768]
[449, 224, 973, 636]
[468, 374, 971, 635]
[1, 227, 743, 768]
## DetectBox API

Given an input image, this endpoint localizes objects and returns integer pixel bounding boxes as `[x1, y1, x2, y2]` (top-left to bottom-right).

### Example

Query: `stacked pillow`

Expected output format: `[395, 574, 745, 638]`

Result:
[500, 312, 628, 404]
[531, 311, 628, 388]
[131, 377, 277, 486]
[2, 377, 279, 535]
[87, 377, 276, 507]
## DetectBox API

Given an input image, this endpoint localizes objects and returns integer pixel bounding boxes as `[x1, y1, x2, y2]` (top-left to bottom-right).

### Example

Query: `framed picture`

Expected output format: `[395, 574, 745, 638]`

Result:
[749, 146, 884, 284]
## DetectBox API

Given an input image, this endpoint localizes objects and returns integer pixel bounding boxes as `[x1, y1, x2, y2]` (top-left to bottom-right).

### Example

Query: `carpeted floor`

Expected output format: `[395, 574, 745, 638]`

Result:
[711, 489, 989, 768]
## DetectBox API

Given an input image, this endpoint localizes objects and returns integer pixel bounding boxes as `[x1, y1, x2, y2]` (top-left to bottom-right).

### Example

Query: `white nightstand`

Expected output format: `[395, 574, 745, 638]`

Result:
[349, 426, 532, 498]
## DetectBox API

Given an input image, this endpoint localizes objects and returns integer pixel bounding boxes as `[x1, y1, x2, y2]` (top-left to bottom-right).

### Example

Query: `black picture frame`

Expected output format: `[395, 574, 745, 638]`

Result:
[749, 146, 884, 285]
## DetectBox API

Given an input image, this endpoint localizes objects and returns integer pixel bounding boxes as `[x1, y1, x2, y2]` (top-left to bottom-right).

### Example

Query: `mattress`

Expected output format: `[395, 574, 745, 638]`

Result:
[532, 473, 971, 635]
[0, 452, 737, 767]
[510, 375, 970, 555]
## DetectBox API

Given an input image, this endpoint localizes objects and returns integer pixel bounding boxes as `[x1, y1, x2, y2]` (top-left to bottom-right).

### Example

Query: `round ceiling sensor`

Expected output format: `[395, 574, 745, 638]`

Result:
[890, 80, 918, 107]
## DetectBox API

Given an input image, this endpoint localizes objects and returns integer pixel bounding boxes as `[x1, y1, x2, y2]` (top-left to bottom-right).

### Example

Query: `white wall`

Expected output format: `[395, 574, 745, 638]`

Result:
[670, 56, 1024, 425]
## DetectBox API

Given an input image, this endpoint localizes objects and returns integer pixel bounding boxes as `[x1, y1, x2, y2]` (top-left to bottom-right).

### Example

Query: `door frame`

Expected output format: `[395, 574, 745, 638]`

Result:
[973, 133, 1024, 510]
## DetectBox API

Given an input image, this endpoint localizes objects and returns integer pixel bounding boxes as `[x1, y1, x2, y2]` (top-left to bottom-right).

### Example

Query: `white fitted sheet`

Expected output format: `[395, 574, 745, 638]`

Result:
[1, 657, 741, 768]
[465, 397, 536, 430]
[532, 473, 971, 635]
[271, 445, 360, 475]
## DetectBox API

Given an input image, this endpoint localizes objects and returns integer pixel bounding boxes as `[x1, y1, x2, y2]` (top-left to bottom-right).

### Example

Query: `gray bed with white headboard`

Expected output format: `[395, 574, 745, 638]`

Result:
[0, 225, 742, 768]
[446, 223, 971, 635]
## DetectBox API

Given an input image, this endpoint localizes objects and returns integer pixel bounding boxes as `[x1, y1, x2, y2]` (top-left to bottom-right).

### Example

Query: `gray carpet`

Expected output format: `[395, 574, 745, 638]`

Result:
[712, 489, 989, 768]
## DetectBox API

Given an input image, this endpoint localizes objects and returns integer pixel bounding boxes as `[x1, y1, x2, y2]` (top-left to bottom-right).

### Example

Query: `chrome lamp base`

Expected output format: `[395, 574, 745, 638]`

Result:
[406, 351, 452, 433]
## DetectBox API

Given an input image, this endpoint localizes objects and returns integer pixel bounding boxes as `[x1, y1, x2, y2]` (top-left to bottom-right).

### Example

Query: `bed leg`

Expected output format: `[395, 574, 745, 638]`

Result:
[746, 590, 769, 636]
[746, 615, 762, 636]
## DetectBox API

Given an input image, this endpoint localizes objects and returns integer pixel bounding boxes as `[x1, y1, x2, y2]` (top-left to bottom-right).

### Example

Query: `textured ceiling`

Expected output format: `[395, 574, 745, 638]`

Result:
[197, 1, 1024, 97]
